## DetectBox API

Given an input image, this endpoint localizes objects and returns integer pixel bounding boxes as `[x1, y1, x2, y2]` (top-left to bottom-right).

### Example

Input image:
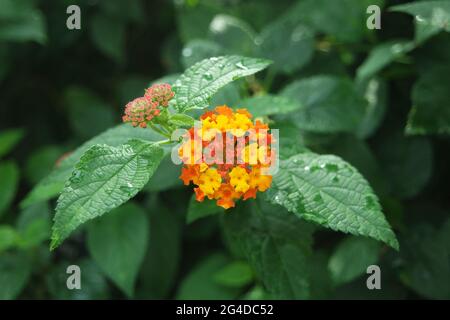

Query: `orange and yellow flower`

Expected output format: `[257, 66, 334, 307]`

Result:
[179, 106, 274, 209]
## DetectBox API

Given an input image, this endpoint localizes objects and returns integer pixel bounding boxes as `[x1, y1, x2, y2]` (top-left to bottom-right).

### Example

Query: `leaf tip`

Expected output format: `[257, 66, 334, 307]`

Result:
[49, 235, 60, 251]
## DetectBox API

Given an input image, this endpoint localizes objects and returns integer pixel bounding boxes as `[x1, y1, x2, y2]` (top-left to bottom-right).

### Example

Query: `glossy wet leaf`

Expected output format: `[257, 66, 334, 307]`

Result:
[50, 139, 164, 249]
[266, 153, 399, 249]
[391, 1, 450, 43]
[258, 13, 315, 74]
[22, 124, 163, 208]
[356, 40, 415, 81]
[406, 65, 450, 134]
[281, 76, 367, 133]
[171, 55, 271, 112]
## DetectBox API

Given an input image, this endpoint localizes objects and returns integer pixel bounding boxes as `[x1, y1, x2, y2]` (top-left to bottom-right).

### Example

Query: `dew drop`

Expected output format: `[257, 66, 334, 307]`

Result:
[70, 170, 83, 183]
[325, 163, 338, 172]
[313, 194, 323, 203]
[415, 15, 425, 22]
[365, 196, 376, 209]
[235, 61, 248, 70]
[182, 47, 192, 57]
[120, 182, 136, 196]
[203, 72, 213, 80]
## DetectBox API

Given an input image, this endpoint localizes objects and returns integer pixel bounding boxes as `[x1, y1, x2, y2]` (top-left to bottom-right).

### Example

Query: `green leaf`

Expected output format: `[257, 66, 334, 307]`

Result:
[0, 252, 31, 299]
[280, 76, 367, 133]
[0, 161, 19, 216]
[64, 87, 116, 139]
[325, 135, 388, 196]
[187, 196, 223, 224]
[168, 113, 195, 127]
[275, 120, 310, 159]
[375, 132, 433, 199]
[87, 203, 149, 298]
[16, 202, 51, 249]
[46, 259, 110, 300]
[222, 200, 315, 299]
[356, 41, 415, 81]
[235, 94, 301, 117]
[328, 236, 380, 286]
[0, 128, 24, 158]
[291, 0, 385, 43]
[243, 285, 272, 300]
[21, 124, 163, 208]
[258, 14, 315, 74]
[25, 145, 62, 185]
[400, 220, 450, 299]
[213, 261, 254, 288]
[176, 253, 240, 300]
[406, 65, 450, 134]
[390, 1, 450, 43]
[0, 225, 18, 252]
[356, 78, 388, 139]
[90, 13, 125, 64]
[175, 1, 224, 42]
[144, 154, 182, 192]
[171, 55, 271, 113]
[137, 202, 182, 299]
[181, 39, 223, 68]
[210, 82, 241, 107]
[266, 153, 399, 249]
[209, 14, 257, 56]
[50, 139, 164, 249]
[0, 0, 46, 44]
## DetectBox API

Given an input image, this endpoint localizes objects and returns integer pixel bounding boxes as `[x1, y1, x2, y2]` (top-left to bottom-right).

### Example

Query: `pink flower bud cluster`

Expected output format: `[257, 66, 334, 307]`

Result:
[144, 83, 175, 107]
[122, 83, 174, 128]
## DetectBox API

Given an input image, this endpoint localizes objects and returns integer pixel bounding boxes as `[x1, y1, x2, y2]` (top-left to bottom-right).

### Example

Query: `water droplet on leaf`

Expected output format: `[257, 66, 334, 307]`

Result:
[235, 62, 247, 70]
[325, 163, 338, 172]
[203, 72, 213, 80]
[70, 170, 83, 183]
[313, 194, 323, 203]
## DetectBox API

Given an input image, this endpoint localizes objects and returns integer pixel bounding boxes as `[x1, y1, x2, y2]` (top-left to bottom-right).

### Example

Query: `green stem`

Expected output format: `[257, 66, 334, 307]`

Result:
[149, 123, 171, 138]
[152, 139, 173, 146]
[263, 67, 276, 92]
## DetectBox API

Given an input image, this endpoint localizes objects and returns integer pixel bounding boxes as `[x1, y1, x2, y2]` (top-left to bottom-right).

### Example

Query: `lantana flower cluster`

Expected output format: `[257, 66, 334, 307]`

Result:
[179, 106, 274, 209]
[122, 83, 174, 128]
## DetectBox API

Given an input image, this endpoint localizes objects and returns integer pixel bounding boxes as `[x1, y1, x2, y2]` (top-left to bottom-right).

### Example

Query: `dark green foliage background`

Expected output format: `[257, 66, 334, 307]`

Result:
[0, 0, 449, 300]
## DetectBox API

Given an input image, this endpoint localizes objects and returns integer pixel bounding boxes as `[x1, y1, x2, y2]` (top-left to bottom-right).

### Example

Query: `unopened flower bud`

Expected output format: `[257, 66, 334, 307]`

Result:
[144, 83, 175, 107]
